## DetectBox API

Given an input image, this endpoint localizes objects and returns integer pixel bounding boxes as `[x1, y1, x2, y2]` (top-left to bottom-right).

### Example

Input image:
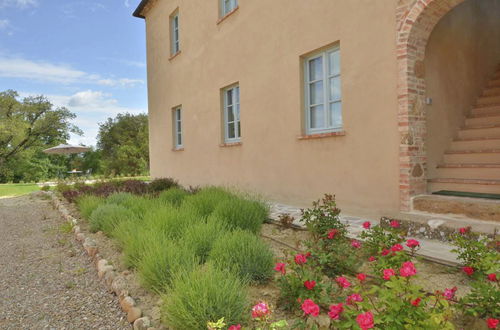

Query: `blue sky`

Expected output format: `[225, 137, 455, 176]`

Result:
[0, 0, 147, 146]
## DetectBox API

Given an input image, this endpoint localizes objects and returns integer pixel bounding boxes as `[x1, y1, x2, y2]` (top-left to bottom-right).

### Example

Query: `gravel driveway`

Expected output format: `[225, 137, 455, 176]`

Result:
[0, 194, 130, 330]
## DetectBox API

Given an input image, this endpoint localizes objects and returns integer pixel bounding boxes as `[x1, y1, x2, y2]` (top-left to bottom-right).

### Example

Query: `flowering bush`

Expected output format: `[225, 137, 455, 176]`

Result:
[302, 194, 345, 238]
[359, 222, 406, 256]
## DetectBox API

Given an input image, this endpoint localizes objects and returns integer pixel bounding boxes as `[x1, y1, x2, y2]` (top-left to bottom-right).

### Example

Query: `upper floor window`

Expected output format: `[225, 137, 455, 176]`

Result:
[173, 106, 182, 149]
[222, 84, 240, 143]
[304, 46, 342, 134]
[170, 12, 180, 55]
[221, 0, 238, 17]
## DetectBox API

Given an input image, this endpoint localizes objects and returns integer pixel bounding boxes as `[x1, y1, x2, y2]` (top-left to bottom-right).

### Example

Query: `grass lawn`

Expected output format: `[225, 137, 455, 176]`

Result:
[0, 183, 41, 197]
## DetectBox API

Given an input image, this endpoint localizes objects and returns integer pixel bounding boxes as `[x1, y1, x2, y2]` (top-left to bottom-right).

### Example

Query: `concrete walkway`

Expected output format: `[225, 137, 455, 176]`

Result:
[269, 202, 460, 265]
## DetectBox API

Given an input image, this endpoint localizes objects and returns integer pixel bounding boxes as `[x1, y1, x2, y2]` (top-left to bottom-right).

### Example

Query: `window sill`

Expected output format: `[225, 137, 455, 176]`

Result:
[217, 6, 239, 25]
[172, 147, 184, 152]
[219, 141, 242, 148]
[297, 131, 346, 140]
[169, 51, 181, 61]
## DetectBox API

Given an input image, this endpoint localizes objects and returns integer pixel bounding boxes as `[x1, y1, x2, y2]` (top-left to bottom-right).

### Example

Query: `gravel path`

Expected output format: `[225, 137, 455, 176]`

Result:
[0, 194, 130, 330]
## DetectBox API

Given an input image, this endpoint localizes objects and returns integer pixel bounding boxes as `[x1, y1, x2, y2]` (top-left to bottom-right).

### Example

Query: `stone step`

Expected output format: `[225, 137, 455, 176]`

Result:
[465, 114, 500, 126]
[483, 87, 500, 97]
[458, 125, 500, 139]
[450, 137, 500, 151]
[443, 149, 500, 163]
[470, 104, 500, 116]
[477, 95, 500, 106]
[428, 178, 500, 194]
[436, 163, 500, 180]
[412, 195, 500, 222]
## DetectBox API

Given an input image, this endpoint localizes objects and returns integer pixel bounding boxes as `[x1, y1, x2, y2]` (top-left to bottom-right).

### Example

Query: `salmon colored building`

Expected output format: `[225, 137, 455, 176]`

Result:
[134, 0, 500, 221]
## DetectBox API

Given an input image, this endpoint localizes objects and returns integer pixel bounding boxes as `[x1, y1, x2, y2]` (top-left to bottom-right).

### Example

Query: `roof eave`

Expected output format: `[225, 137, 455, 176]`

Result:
[133, 0, 149, 19]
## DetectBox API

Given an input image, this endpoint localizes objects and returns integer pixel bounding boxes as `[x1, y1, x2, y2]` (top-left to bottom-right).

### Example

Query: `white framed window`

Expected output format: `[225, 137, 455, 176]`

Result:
[170, 13, 180, 55]
[222, 85, 240, 143]
[221, 0, 238, 17]
[173, 106, 182, 148]
[304, 46, 342, 134]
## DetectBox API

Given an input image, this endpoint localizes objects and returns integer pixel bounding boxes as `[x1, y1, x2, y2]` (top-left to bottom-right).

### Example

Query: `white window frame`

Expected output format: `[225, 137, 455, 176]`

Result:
[221, 0, 238, 17]
[170, 13, 180, 55]
[304, 46, 342, 134]
[173, 106, 183, 149]
[222, 85, 241, 143]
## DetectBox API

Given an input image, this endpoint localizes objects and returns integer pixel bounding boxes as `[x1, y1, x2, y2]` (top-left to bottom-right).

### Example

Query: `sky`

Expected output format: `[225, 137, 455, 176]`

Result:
[0, 0, 147, 146]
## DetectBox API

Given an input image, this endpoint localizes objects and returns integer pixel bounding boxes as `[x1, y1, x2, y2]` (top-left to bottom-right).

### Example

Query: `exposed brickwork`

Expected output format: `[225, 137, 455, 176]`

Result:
[396, 0, 466, 210]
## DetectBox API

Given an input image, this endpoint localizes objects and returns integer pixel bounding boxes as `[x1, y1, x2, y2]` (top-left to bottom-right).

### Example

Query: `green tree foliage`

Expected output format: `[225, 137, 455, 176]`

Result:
[97, 113, 149, 176]
[0, 90, 82, 183]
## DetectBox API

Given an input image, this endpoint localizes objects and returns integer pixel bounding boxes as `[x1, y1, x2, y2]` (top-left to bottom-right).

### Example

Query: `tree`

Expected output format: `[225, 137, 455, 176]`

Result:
[0, 90, 82, 182]
[97, 113, 149, 176]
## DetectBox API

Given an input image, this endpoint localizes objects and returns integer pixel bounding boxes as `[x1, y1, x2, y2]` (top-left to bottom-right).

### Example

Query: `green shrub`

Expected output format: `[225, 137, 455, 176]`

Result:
[148, 177, 180, 193]
[113, 222, 152, 268]
[40, 185, 51, 191]
[183, 187, 236, 217]
[211, 198, 268, 234]
[142, 204, 201, 240]
[158, 188, 189, 207]
[138, 239, 198, 292]
[162, 264, 248, 329]
[120, 195, 156, 216]
[183, 218, 229, 263]
[77, 195, 105, 220]
[209, 230, 274, 284]
[106, 192, 136, 205]
[89, 204, 135, 235]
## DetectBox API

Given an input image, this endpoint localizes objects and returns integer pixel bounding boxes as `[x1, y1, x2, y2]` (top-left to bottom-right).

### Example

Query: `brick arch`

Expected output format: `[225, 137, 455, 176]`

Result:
[396, 0, 467, 210]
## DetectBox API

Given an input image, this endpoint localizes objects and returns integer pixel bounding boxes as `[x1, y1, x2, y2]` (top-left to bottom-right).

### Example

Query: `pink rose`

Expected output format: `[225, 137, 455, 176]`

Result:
[351, 240, 362, 249]
[463, 266, 474, 276]
[406, 239, 420, 248]
[487, 273, 497, 282]
[390, 220, 400, 228]
[327, 229, 338, 239]
[391, 244, 403, 252]
[357, 273, 367, 282]
[411, 297, 421, 306]
[383, 268, 396, 280]
[400, 261, 417, 277]
[443, 287, 457, 300]
[274, 262, 286, 275]
[362, 221, 371, 229]
[328, 303, 343, 320]
[487, 318, 499, 329]
[459, 227, 469, 235]
[294, 254, 307, 265]
[335, 276, 351, 288]
[356, 311, 374, 330]
[346, 293, 363, 305]
[229, 325, 241, 330]
[301, 299, 320, 317]
[251, 302, 270, 319]
[368, 256, 377, 262]
[304, 280, 316, 290]
[381, 249, 390, 256]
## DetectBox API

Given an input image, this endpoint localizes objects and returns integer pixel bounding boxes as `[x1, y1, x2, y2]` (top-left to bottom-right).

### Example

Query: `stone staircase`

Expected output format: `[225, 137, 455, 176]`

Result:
[428, 66, 500, 195]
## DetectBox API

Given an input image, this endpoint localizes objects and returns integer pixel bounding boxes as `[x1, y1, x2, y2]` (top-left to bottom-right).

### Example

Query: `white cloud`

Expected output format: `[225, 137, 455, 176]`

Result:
[0, 0, 37, 8]
[124, 0, 130, 8]
[0, 56, 144, 87]
[0, 19, 9, 29]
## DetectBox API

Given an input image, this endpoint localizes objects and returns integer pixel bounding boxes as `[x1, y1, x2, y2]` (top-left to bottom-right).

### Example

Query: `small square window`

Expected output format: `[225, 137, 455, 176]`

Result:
[304, 46, 342, 134]
[222, 84, 240, 143]
[172, 106, 182, 148]
[221, 0, 238, 17]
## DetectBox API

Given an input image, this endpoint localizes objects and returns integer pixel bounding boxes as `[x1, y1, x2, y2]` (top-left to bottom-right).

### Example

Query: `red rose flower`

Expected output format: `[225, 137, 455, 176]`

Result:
[381, 249, 390, 256]
[294, 254, 307, 265]
[406, 239, 420, 248]
[357, 273, 367, 282]
[411, 297, 421, 306]
[327, 229, 339, 239]
[346, 293, 363, 305]
[304, 280, 316, 290]
[487, 273, 497, 282]
[356, 311, 374, 330]
[459, 227, 469, 235]
[390, 220, 400, 228]
[351, 240, 362, 249]
[463, 266, 474, 276]
[383, 268, 396, 280]
[229, 325, 241, 330]
[362, 221, 371, 229]
[400, 261, 417, 277]
[274, 262, 286, 275]
[368, 256, 377, 262]
[251, 302, 270, 319]
[443, 287, 457, 300]
[487, 318, 499, 329]
[328, 303, 343, 320]
[391, 244, 404, 252]
[301, 299, 320, 317]
[335, 276, 351, 288]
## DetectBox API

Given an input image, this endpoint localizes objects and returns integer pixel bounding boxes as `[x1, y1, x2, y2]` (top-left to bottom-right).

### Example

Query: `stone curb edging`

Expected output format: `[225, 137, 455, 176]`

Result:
[46, 191, 154, 330]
